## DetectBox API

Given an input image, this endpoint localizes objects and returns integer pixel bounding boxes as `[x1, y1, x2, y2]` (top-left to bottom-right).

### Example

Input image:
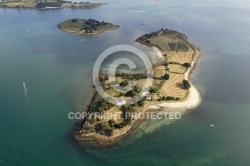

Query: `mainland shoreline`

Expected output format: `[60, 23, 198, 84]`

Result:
[0, 1, 106, 10]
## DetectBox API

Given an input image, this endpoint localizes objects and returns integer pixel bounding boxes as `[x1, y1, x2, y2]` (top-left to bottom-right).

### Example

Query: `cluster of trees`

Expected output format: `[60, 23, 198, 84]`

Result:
[124, 85, 145, 98]
[114, 120, 129, 129]
[136, 32, 157, 44]
[113, 106, 133, 129]
[86, 103, 140, 135]
[116, 73, 149, 80]
[183, 80, 191, 89]
[36, 1, 62, 8]
[137, 100, 144, 106]
[133, 85, 141, 93]
[169, 61, 180, 65]
[164, 62, 169, 66]
[88, 102, 145, 135]
[86, 115, 100, 124]
[79, 1, 90, 4]
[126, 90, 134, 97]
[120, 80, 129, 87]
[94, 119, 115, 136]
[163, 62, 169, 71]
[183, 62, 191, 68]
[85, 19, 110, 26]
[154, 73, 169, 80]
[136, 29, 181, 43]
[81, 19, 111, 33]
[121, 106, 134, 120]
[136, 29, 169, 44]
[71, 19, 78, 23]
[70, 1, 90, 4]
[168, 61, 191, 68]
[144, 31, 159, 38]
[92, 99, 114, 113]
[87, 109, 134, 136]
[62, 1, 72, 3]
[99, 74, 108, 81]
[149, 86, 158, 93]
[164, 61, 191, 68]
[122, 86, 146, 105]
[160, 96, 180, 101]
[161, 73, 169, 80]
[81, 124, 96, 134]
[124, 85, 141, 97]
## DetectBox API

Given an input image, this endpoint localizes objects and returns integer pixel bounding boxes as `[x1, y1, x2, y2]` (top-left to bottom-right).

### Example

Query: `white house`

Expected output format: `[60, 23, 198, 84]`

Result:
[140, 87, 149, 96]
[116, 98, 126, 106]
[146, 93, 152, 100]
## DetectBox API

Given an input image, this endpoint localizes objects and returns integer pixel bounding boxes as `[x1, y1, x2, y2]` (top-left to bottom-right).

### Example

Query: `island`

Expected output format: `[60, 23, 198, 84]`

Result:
[0, 0, 105, 9]
[75, 29, 201, 146]
[57, 18, 120, 35]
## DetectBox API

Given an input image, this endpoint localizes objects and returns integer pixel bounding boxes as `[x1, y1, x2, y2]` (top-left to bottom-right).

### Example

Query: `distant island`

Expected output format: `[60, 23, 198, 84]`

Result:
[0, 0, 106, 9]
[75, 29, 201, 146]
[57, 18, 119, 35]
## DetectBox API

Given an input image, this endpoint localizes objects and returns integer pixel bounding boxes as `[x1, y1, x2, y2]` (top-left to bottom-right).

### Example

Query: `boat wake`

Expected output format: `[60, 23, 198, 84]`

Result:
[23, 82, 29, 104]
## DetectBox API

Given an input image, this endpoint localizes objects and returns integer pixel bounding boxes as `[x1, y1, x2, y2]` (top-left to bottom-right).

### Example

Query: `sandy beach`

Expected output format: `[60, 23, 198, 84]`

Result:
[149, 47, 201, 110]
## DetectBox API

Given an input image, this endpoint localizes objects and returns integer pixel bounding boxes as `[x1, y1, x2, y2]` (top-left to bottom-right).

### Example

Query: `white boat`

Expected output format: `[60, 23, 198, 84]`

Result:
[209, 124, 215, 127]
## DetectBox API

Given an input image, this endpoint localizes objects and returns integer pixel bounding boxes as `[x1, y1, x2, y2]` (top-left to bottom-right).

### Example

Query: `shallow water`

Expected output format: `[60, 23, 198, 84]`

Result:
[0, 0, 250, 165]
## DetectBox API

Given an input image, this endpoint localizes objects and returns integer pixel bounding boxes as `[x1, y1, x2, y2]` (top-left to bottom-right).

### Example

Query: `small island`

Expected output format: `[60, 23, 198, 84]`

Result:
[57, 18, 120, 35]
[0, 0, 105, 9]
[75, 29, 201, 146]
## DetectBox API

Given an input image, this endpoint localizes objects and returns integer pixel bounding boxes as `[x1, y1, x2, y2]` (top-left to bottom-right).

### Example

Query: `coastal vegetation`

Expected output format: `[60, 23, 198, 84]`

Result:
[57, 18, 119, 35]
[183, 62, 191, 68]
[36, 1, 62, 8]
[182, 80, 191, 89]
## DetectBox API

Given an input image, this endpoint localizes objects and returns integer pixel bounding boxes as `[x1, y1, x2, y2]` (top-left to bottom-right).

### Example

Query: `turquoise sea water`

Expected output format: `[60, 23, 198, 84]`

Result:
[1, 0, 250, 165]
